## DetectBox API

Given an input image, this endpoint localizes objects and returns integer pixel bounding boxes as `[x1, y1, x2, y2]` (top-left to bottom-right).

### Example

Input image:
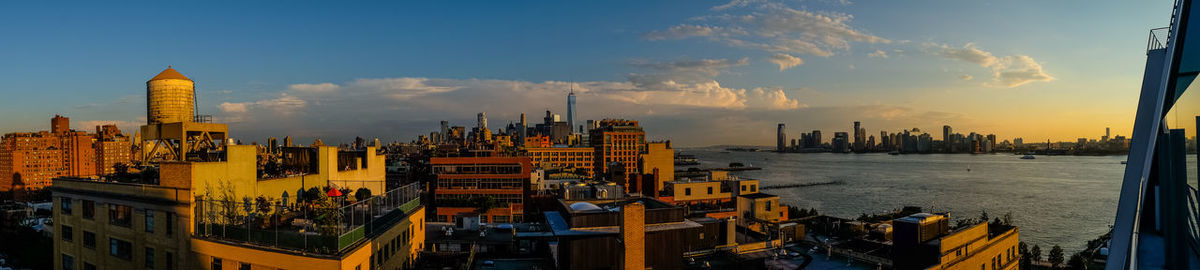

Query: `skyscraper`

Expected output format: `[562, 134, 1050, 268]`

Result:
[568, 89, 577, 135]
[477, 112, 488, 131]
[777, 124, 787, 152]
[519, 114, 527, 141]
[853, 121, 863, 152]
[441, 120, 449, 141]
[943, 125, 952, 153]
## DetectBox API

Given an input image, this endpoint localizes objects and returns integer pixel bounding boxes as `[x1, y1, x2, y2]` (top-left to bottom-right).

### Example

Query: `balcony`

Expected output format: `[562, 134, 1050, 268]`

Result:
[193, 182, 423, 256]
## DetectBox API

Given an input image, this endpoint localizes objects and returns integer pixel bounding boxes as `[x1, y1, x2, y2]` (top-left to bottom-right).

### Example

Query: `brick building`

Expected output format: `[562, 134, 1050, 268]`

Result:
[0, 115, 97, 191]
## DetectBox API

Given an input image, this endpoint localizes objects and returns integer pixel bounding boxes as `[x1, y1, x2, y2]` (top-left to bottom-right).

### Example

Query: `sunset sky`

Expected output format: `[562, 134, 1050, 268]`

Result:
[0, 1, 1172, 146]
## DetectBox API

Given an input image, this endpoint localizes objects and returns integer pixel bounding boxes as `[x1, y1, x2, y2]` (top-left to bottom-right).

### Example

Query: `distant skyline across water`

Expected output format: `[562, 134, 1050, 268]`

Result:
[0, 1, 1170, 147]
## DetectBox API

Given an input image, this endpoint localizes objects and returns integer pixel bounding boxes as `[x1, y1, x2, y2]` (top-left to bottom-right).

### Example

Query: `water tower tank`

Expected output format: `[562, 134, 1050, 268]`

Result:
[146, 67, 195, 124]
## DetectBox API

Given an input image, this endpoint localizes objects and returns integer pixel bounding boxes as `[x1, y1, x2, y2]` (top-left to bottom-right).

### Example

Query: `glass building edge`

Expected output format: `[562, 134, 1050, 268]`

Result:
[1110, 0, 1200, 268]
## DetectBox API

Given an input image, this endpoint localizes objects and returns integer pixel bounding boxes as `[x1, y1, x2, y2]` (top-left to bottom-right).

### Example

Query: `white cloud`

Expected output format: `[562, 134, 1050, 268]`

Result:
[927, 43, 1053, 88]
[288, 83, 339, 93]
[648, 2, 888, 59]
[868, 49, 888, 58]
[219, 102, 249, 113]
[767, 53, 804, 70]
[959, 74, 974, 81]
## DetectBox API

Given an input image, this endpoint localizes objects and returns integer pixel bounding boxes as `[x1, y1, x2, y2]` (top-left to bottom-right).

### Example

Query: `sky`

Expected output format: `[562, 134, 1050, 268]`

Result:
[0, 1, 1173, 147]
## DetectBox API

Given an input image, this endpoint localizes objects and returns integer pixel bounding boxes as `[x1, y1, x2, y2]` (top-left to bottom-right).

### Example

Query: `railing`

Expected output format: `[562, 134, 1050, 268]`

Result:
[1149, 27, 1171, 52]
[1185, 186, 1200, 258]
[193, 183, 423, 255]
[194, 115, 213, 123]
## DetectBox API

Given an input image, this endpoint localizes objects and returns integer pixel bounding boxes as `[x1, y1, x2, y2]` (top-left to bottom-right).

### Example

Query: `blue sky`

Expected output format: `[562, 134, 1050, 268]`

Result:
[0, 1, 1170, 146]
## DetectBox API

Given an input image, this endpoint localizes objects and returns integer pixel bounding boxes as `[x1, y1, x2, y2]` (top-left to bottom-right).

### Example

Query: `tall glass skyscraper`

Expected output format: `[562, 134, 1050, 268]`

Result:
[567, 89, 577, 134]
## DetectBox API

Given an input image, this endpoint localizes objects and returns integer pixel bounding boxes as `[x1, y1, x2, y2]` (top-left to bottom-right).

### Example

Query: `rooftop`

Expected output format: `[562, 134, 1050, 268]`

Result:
[149, 66, 192, 81]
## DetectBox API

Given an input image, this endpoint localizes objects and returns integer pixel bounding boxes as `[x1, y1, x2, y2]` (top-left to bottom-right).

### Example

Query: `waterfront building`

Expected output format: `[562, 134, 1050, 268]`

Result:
[832, 132, 850, 153]
[637, 141, 674, 193]
[589, 119, 646, 178]
[810, 130, 822, 148]
[853, 121, 865, 152]
[0, 115, 99, 191]
[777, 123, 787, 152]
[429, 156, 532, 223]
[736, 193, 787, 233]
[892, 213, 1019, 270]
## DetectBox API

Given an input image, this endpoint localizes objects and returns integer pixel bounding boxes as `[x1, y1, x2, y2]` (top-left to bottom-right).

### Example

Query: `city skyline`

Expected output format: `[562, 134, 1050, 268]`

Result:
[0, 1, 1168, 146]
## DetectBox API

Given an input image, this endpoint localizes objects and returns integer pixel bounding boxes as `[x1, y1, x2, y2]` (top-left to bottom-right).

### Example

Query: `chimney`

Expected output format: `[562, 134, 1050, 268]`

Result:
[620, 202, 645, 270]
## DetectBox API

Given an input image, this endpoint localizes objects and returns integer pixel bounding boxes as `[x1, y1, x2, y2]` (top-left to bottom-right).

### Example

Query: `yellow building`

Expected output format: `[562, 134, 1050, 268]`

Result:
[638, 141, 674, 191]
[892, 213, 1020, 270]
[735, 193, 787, 232]
[52, 144, 424, 270]
[524, 147, 594, 177]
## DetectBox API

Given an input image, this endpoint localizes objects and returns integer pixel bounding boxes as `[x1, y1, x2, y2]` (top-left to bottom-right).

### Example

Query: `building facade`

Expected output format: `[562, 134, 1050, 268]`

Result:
[0, 115, 100, 191]
[430, 156, 532, 223]
[589, 119, 646, 178]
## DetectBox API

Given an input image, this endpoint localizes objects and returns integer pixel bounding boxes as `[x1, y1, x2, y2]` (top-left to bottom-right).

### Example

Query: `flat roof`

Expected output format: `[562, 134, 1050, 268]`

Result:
[739, 193, 777, 199]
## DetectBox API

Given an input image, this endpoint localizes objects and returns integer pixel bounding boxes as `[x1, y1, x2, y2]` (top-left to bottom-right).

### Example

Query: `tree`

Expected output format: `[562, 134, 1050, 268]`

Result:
[1031, 245, 1043, 264]
[1019, 242, 1031, 269]
[1002, 212, 1014, 226]
[1066, 253, 1087, 270]
[979, 210, 989, 224]
[471, 196, 499, 214]
[1048, 245, 1065, 268]
[354, 188, 372, 202]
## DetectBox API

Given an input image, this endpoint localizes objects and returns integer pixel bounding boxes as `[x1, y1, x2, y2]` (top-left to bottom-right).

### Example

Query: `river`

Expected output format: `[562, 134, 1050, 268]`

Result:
[682, 147, 1127, 254]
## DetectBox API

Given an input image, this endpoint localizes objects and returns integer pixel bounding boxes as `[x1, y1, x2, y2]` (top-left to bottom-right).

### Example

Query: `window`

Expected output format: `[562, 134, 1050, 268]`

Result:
[84, 262, 96, 270]
[145, 210, 155, 233]
[109, 204, 131, 227]
[145, 247, 155, 269]
[165, 252, 174, 270]
[61, 198, 73, 215]
[741, 185, 746, 191]
[707, 187, 713, 194]
[62, 254, 75, 270]
[82, 200, 94, 219]
[765, 201, 773, 212]
[62, 225, 73, 242]
[685, 188, 692, 196]
[109, 238, 132, 260]
[211, 258, 222, 270]
[165, 212, 174, 235]
[83, 231, 95, 249]
[751, 185, 757, 192]
[239, 262, 250, 270]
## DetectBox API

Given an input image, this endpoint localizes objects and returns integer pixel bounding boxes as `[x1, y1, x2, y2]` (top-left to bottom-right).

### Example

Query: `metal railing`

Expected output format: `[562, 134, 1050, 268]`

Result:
[1149, 27, 1171, 52]
[1185, 186, 1200, 258]
[193, 183, 423, 255]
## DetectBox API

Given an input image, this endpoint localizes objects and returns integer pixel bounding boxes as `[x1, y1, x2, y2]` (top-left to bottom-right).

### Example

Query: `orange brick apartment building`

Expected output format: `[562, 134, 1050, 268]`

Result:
[0, 115, 131, 191]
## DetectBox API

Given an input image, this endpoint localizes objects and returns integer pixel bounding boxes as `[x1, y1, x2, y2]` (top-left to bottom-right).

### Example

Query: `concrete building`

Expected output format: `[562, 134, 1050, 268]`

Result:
[736, 193, 787, 233]
[892, 213, 1020, 270]
[637, 141, 674, 193]
[429, 156, 532, 223]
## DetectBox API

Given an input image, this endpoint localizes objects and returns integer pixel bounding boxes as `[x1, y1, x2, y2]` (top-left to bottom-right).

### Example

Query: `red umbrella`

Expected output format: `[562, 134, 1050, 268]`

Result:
[326, 188, 343, 197]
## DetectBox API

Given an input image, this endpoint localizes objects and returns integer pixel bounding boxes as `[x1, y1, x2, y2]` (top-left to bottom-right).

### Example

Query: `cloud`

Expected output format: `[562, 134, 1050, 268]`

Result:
[927, 43, 1053, 87]
[959, 74, 974, 81]
[767, 53, 804, 70]
[215, 59, 805, 144]
[647, 2, 889, 58]
[642, 25, 722, 41]
[868, 49, 888, 58]
[288, 83, 339, 93]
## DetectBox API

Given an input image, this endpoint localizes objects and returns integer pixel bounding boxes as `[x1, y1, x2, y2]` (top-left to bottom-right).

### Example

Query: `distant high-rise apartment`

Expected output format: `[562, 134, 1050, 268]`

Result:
[776, 124, 787, 152]
[93, 125, 131, 176]
[0, 115, 99, 191]
[430, 156, 531, 223]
